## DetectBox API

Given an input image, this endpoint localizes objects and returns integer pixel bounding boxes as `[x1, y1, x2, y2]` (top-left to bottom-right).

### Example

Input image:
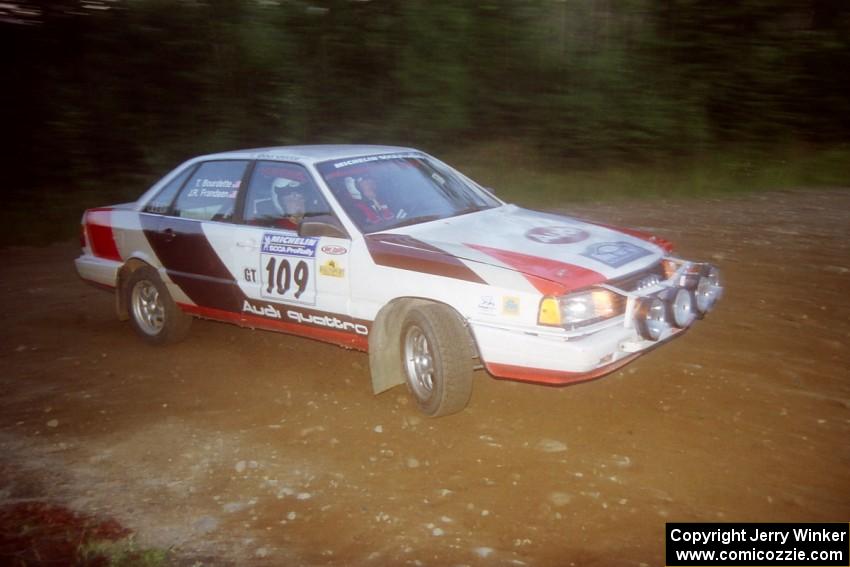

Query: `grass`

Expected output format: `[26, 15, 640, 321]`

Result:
[0, 502, 170, 567]
[447, 142, 850, 208]
[80, 537, 170, 567]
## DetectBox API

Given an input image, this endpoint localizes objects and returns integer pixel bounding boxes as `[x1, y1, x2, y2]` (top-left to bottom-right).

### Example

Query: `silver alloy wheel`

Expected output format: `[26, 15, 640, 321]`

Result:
[404, 325, 434, 400]
[131, 279, 165, 336]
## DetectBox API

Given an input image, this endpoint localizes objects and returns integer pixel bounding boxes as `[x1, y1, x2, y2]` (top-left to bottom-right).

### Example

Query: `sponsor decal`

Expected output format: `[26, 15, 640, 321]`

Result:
[585, 221, 675, 253]
[260, 233, 318, 305]
[287, 310, 369, 336]
[255, 153, 302, 162]
[525, 226, 589, 244]
[321, 245, 348, 255]
[242, 300, 281, 319]
[200, 178, 240, 189]
[191, 188, 237, 199]
[581, 241, 653, 268]
[331, 153, 422, 169]
[502, 296, 520, 316]
[478, 295, 496, 313]
[319, 260, 345, 278]
[261, 233, 318, 257]
[186, 178, 241, 199]
[261, 256, 313, 303]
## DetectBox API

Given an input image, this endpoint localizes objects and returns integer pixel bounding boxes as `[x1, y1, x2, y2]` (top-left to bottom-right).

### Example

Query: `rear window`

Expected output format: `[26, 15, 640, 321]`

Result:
[143, 164, 195, 214]
[172, 160, 248, 222]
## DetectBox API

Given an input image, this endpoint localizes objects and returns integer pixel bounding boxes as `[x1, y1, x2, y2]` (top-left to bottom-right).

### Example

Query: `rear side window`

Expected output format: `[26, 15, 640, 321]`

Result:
[173, 160, 248, 222]
[143, 164, 194, 214]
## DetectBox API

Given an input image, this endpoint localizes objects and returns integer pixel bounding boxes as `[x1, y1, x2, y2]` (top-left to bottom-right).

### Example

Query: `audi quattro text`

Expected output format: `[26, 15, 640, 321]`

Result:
[76, 145, 722, 416]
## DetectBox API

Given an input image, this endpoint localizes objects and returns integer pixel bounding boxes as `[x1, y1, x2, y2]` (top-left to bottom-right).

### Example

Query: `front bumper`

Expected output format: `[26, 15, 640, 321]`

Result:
[470, 318, 681, 385]
[471, 260, 721, 386]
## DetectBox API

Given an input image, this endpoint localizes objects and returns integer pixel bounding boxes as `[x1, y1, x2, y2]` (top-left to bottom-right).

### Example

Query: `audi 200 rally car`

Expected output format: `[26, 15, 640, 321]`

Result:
[75, 145, 722, 416]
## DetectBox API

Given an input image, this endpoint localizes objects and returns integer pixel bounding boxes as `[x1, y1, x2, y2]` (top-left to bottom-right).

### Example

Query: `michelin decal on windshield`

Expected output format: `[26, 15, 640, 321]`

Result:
[332, 153, 422, 169]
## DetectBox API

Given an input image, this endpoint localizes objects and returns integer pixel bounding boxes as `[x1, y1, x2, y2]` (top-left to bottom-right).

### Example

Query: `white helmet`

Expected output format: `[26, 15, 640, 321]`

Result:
[271, 177, 301, 214]
[343, 176, 362, 200]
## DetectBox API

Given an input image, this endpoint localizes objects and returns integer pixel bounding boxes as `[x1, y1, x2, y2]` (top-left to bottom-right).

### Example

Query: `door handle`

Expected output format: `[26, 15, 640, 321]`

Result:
[236, 239, 258, 249]
[162, 228, 176, 243]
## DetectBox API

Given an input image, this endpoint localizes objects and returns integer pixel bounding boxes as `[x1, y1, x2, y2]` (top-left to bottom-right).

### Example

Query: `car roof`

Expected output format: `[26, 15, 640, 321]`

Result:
[194, 144, 422, 165]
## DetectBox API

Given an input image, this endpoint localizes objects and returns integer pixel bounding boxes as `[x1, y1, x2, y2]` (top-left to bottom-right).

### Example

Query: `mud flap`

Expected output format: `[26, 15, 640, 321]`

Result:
[368, 299, 428, 394]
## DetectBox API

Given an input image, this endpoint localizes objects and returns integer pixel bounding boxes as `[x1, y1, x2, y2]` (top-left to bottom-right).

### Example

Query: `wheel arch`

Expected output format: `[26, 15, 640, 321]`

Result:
[368, 296, 480, 395]
[115, 258, 155, 321]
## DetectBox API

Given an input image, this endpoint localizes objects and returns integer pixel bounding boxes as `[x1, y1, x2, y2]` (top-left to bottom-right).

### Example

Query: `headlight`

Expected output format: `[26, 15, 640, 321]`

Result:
[695, 265, 722, 314]
[635, 296, 670, 341]
[538, 289, 625, 328]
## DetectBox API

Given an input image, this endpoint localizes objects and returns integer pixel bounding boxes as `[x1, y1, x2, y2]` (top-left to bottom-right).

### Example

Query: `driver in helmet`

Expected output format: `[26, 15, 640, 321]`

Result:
[354, 176, 395, 224]
[271, 177, 306, 230]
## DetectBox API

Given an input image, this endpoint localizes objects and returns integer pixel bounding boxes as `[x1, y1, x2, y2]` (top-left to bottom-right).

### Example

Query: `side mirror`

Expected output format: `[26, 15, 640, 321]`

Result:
[299, 214, 349, 239]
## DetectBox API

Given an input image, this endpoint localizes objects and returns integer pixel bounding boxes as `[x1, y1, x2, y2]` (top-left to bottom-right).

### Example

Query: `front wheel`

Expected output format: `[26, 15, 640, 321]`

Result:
[401, 304, 474, 417]
[125, 266, 192, 345]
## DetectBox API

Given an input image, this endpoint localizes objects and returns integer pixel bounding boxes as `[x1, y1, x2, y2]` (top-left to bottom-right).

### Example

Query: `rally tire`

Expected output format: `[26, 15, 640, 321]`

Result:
[125, 266, 192, 345]
[401, 303, 474, 417]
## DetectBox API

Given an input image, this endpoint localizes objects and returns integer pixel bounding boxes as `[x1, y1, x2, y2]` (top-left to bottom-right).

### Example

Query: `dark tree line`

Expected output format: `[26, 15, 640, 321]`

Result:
[3, 0, 849, 198]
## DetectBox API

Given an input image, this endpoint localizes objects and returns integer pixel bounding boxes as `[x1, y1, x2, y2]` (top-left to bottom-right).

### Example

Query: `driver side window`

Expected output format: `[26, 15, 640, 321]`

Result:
[243, 161, 332, 230]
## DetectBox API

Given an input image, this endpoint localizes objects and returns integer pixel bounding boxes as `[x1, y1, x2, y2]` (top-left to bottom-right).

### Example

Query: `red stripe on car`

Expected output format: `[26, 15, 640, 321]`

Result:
[85, 209, 122, 262]
[485, 354, 641, 386]
[179, 303, 369, 351]
[464, 243, 606, 295]
[365, 234, 487, 284]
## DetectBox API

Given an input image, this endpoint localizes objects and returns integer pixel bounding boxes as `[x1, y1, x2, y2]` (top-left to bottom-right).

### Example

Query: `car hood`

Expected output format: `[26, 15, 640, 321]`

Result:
[368, 205, 671, 293]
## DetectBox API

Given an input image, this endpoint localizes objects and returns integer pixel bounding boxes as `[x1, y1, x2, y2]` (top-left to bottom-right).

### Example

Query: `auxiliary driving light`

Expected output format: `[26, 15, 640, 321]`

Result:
[695, 265, 722, 314]
[666, 288, 697, 328]
[635, 296, 670, 341]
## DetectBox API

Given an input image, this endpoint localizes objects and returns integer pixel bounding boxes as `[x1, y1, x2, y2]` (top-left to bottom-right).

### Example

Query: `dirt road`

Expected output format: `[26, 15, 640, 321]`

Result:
[1, 189, 849, 566]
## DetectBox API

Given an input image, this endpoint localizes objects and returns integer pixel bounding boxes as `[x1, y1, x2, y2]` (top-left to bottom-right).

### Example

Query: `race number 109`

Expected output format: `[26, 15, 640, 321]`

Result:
[261, 254, 315, 304]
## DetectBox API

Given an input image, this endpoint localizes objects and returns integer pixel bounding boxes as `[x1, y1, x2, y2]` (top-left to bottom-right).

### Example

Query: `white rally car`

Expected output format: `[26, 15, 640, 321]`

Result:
[76, 145, 722, 416]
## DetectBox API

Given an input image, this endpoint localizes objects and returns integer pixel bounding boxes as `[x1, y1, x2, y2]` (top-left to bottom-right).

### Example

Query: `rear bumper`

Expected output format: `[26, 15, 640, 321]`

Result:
[75, 255, 120, 289]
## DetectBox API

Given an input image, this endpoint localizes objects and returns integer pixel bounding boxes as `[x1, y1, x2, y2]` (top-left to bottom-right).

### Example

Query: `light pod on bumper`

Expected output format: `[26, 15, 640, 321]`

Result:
[666, 288, 697, 328]
[635, 296, 670, 341]
[695, 265, 722, 314]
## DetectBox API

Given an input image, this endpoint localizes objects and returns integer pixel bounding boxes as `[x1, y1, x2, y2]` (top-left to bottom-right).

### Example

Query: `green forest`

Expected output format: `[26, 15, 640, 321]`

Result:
[3, 0, 849, 242]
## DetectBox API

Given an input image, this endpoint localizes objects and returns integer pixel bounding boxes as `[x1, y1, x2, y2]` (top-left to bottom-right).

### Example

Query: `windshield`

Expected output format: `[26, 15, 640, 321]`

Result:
[315, 153, 501, 233]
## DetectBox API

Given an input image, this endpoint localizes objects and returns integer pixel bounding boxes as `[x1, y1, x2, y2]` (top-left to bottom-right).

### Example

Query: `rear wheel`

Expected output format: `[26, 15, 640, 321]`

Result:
[125, 266, 192, 345]
[401, 303, 474, 417]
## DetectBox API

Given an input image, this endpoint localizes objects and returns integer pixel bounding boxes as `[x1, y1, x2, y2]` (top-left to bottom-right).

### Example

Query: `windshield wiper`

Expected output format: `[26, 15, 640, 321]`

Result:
[390, 214, 444, 229]
[453, 204, 491, 216]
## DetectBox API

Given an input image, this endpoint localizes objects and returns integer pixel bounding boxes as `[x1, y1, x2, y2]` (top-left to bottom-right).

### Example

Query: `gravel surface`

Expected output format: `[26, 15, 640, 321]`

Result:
[1, 189, 848, 566]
